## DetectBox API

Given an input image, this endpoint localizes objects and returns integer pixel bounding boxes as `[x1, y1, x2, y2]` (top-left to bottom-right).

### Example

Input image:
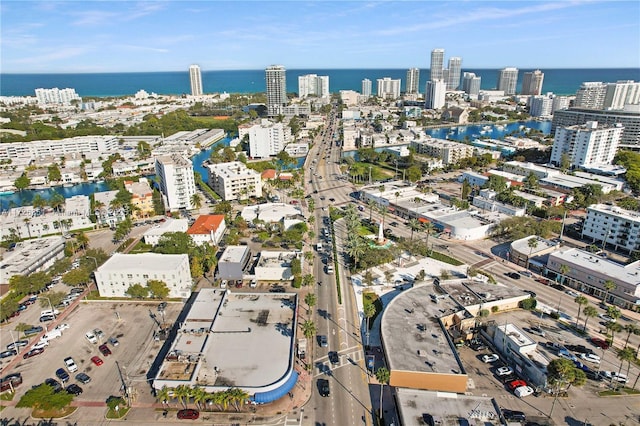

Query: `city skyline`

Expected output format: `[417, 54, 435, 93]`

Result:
[2, 1, 639, 74]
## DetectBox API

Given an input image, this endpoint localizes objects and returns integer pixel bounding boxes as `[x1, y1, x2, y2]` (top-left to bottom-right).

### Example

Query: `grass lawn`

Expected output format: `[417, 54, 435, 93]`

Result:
[32, 406, 77, 418]
[363, 291, 383, 330]
[106, 406, 130, 419]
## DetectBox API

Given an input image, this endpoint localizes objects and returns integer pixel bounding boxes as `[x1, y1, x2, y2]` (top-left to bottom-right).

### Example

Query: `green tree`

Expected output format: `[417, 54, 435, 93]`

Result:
[190, 193, 203, 210]
[602, 280, 616, 305]
[62, 267, 91, 287]
[547, 358, 586, 417]
[154, 232, 196, 254]
[32, 194, 47, 209]
[304, 293, 317, 314]
[615, 347, 636, 390]
[125, 283, 149, 299]
[302, 320, 316, 339]
[582, 305, 598, 331]
[47, 164, 62, 183]
[623, 324, 640, 348]
[408, 218, 422, 242]
[148, 280, 170, 299]
[15, 173, 30, 191]
[405, 165, 422, 182]
[76, 231, 89, 251]
[156, 386, 172, 407]
[375, 367, 390, 421]
[16, 383, 74, 410]
[173, 384, 191, 409]
[574, 296, 588, 328]
[484, 174, 508, 193]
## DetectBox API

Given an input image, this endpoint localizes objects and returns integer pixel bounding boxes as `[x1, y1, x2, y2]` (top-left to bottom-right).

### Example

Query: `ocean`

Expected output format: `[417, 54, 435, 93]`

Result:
[2, 68, 639, 98]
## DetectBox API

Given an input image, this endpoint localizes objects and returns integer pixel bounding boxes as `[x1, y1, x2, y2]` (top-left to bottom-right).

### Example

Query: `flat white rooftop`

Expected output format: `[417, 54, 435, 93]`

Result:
[98, 253, 189, 272]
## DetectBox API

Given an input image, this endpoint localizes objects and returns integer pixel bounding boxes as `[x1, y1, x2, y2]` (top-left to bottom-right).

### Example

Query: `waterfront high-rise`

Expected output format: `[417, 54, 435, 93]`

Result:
[34, 88, 82, 106]
[550, 121, 623, 168]
[425, 80, 446, 109]
[155, 154, 197, 211]
[362, 79, 372, 97]
[551, 107, 640, 148]
[529, 95, 553, 118]
[604, 80, 640, 110]
[189, 65, 203, 96]
[462, 72, 481, 98]
[446, 57, 462, 90]
[430, 49, 445, 81]
[298, 74, 329, 98]
[265, 65, 287, 117]
[406, 68, 420, 94]
[522, 70, 544, 95]
[497, 67, 519, 96]
[575, 82, 607, 109]
[377, 78, 401, 99]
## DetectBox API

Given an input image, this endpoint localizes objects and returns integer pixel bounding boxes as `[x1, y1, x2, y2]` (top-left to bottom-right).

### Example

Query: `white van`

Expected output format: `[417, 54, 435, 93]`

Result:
[40, 309, 59, 317]
[42, 329, 62, 341]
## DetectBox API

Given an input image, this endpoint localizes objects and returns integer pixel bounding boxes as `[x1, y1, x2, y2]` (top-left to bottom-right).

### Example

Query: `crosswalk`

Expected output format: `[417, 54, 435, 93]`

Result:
[313, 347, 365, 378]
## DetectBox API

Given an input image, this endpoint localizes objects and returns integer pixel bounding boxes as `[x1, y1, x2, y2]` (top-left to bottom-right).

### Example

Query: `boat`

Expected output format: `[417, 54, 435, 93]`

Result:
[482, 125, 492, 131]
[0, 190, 14, 195]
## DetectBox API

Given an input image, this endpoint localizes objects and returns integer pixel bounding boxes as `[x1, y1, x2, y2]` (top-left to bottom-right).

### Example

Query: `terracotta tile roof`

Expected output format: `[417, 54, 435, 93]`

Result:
[261, 169, 277, 180]
[187, 215, 225, 235]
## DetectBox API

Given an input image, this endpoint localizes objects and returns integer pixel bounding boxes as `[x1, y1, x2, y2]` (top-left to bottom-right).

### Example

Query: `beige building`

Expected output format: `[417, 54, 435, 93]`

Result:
[410, 137, 474, 165]
[125, 178, 155, 219]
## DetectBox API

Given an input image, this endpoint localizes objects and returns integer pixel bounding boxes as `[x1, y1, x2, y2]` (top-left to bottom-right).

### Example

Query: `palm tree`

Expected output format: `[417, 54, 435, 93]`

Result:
[623, 324, 640, 348]
[384, 269, 393, 285]
[615, 347, 636, 390]
[573, 296, 588, 328]
[191, 386, 207, 410]
[304, 293, 317, 315]
[558, 263, 570, 285]
[408, 218, 422, 242]
[606, 322, 623, 347]
[602, 280, 617, 305]
[375, 367, 390, 421]
[582, 305, 598, 332]
[364, 303, 376, 348]
[302, 320, 316, 340]
[23, 218, 32, 239]
[346, 236, 366, 271]
[367, 199, 377, 221]
[423, 221, 434, 253]
[190, 193, 203, 210]
[363, 269, 374, 286]
[527, 237, 538, 269]
[76, 231, 89, 251]
[156, 386, 172, 407]
[606, 305, 622, 322]
[174, 384, 191, 408]
[229, 387, 249, 412]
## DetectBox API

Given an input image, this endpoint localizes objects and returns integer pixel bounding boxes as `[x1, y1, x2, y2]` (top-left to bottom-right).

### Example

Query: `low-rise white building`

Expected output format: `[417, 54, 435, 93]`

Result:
[240, 203, 303, 229]
[143, 218, 189, 246]
[207, 161, 263, 201]
[95, 253, 192, 298]
[0, 236, 65, 285]
[186, 215, 226, 246]
[254, 251, 301, 281]
[218, 246, 252, 281]
[582, 204, 640, 254]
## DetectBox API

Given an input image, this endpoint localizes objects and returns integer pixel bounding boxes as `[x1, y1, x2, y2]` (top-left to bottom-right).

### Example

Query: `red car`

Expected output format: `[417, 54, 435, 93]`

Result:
[177, 409, 199, 420]
[90, 356, 103, 366]
[590, 337, 610, 350]
[508, 379, 527, 391]
[98, 344, 112, 356]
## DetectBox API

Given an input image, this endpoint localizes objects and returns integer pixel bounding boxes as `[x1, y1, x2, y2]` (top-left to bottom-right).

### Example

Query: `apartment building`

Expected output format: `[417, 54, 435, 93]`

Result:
[411, 137, 474, 164]
[582, 204, 640, 254]
[154, 154, 197, 211]
[95, 253, 192, 298]
[551, 108, 640, 149]
[550, 121, 623, 168]
[124, 178, 155, 219]
[0, 136, 120, 161]
[239, 119, 292, 159]
[207, 161, 263, 201]
[521, 70, 544, 95]
[497, 67, 519, 96]
[377, 78, 401, 99]
[0, 236, 66, 285]
[187, 214, 227, 246]
[298, 74, 329, 98]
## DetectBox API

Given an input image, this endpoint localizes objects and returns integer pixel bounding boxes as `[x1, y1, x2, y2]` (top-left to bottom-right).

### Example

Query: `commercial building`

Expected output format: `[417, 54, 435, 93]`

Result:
[254, 251, 301, 281]
[298, 74, 329, 98]
[94, 253, 192, 299]
[497, 67, 518, 96]
[189, 65, 203, 96]
[582, 204, 640, 254]
[207, 161, 263, 201]
[521, 70, 544, 95]
[265, 65, 287, 117]
[462, 72, 481, 98]
[509, 235, 560, 269]
[546, 248, 640, 309]
[240, 202, 304, 230]
[551, 107, 640, 149]
[376, 77, 401, 99]
[446, 57, 462, 90]
[152, 289, 299, 403]
[550, 121, 623, 168]
[186, 214, 227, 246]
[430, 48, 445, 81]
[361, 79, 372, 97]
[217, 245, 252, 281]
[0, 236, 65, 285]
[154, 154, 197, 211]
[425, 80, 446, 109]
[143, 218, 189, 246]
[405, 68, 420, 94]
[124, 178, 155, 219]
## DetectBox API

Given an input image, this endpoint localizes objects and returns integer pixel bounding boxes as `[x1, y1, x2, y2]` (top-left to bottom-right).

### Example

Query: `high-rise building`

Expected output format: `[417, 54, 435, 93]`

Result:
[265, 65, 287, 117]
[550, 121, 623, 168]
[497, 67, 519, 96]
[362, 79, 372, 97]
[298, 74, 330, 98]
[34, 88, 82, 106]
[377, 77, 401, 99]
[155, 154, 197, 211]
[552, 108, 640, 148]
[243, 119, 292, 158]
[406, 68, 420, 94]
[604, 80, 640, 110]
[529, 95, 553, 118]
[430, 49, 445, 81]
[462, 72, 481, 98]
[189, 65, 203, 96]
[446, 57, 462, 90]
[425, 80, 447, 109]
[551, 95, 570, 113]
[575, 82, 607, 109]
[521, 70, 544, 95]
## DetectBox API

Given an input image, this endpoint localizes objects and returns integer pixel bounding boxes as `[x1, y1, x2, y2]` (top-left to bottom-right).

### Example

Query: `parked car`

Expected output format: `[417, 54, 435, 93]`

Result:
[502, 409, 526, 422]
[508, 379, 527, 391]
[590, 337, 610, 350]
[176, 409, 199, 420]
[66, 383, 83, 395]
[0, 373, 22, 392]
[108, 337, 119, 346]
[55, 323, 70, 332]
[598, 314, 616, 323]
[23, 348, 45, 359]
[600, 371, 628, 383]
[0, 350, 17, 359]
[85, 331, 97, 344]
[75, 372, 91, 384]
[7, 340, 29, 351]
[44, 378, 62, 392]
[90, 356, 103, 366]
[23, 326, 44, 337]
[514, 385, 534, 398]
[157, 302, 167, 311]
[505, 272, 521, 280]
[39, 314, 55, 323]
[98, 344, 112, 356]
[269, 286, 285, 293]
[318, 335, 328, 348]
[529, 326, 546, 337]
[55, 368, 70, 383]
[580, 353, 601, 364]
[496, 366, 514, 376]
[318, 378, 330, 397]
[482, 354, 499, 363]
[64, 357, 78, 372]
[565, 290, 580, 297]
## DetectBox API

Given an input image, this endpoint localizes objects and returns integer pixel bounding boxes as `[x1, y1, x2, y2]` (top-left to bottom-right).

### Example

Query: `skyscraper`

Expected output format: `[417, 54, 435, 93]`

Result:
[462, 72, 481, 98]
[189, 65, 203, 96]
[446, 57, 462, 90]
[406, 68, 420, 94]
[362, 79, 372, 97]
[377, 78, 401, 99]
[603, 80, 640, 110]
[298, 74, 330, 98]
[425, 80, 446, 109]
[265, 65, 287, 117]
[521, 70, 544, 95]
[430, 49, 445, 81]
[497, 67, 519, 96]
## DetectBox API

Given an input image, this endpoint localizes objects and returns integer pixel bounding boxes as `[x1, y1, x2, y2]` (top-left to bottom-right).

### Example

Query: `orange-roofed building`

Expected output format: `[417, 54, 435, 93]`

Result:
[186, 215, 227, 246]
[261, 169, 277, 180]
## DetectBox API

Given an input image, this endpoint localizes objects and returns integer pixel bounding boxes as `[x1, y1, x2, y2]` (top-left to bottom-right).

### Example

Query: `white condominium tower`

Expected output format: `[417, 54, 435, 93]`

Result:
[497, 67, 519, 96]
[298, 74, 329, 98]
[265, 65, 287, 116]
[377, 77, 401, 99]
[362, 79, 372, 97]
[446, 57, 462, 90]
[34, 88, 82, 106]
[462, 72, 481, 98]
[575, 82, 607, 109]
[154, 154, 197, 211]
[189, 65, 203, 96]
[430, 49, 445, 81]
[406, 68, 420, 94]
[425, 80, 446, 109]
[521, 70, 544, 95]
[604, 80, 640, 110]
[550, 121, 623, 168]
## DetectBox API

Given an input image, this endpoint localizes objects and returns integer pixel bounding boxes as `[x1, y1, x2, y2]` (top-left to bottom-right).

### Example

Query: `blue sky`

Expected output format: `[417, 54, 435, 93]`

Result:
[2, 1, 639, 73]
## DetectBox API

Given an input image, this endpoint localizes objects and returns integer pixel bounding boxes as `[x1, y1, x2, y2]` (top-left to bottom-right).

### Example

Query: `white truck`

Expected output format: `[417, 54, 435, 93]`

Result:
[297, 338, 307, 360]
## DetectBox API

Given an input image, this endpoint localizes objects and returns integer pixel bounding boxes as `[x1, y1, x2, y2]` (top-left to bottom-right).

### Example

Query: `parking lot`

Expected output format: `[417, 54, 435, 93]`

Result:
[1, 297, 182, 413]
[457, 309, 640, 425]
